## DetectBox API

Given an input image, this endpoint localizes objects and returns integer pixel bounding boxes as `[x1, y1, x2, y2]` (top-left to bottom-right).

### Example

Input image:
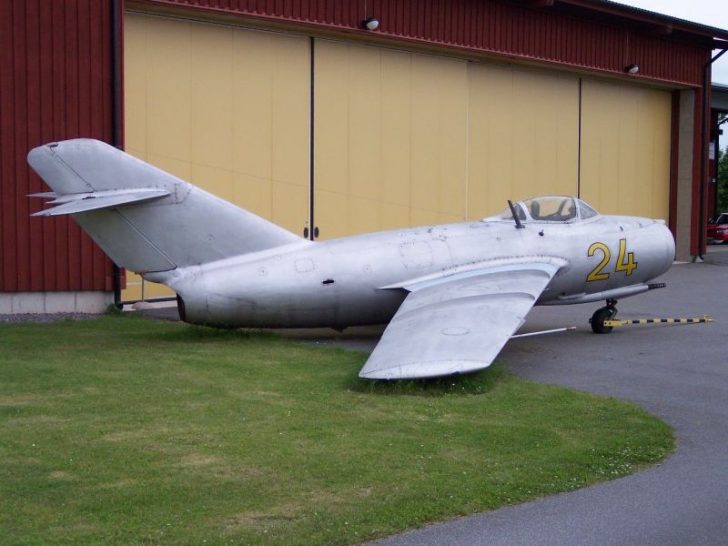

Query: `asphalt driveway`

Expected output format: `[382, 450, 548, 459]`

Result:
[368, 248, 728, 546]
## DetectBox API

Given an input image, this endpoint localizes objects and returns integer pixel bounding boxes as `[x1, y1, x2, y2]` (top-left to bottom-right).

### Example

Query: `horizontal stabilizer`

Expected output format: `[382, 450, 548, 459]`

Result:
[31, 188, 170, 217]
[28, 191, 57, 198]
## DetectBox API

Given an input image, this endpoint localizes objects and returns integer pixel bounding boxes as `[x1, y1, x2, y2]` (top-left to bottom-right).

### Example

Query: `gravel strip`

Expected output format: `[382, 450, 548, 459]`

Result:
[0, 313, 101, 324]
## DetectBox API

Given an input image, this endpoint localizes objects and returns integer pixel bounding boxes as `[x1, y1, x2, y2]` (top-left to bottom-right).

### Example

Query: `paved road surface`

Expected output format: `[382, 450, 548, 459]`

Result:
[368, 249, 728, 546]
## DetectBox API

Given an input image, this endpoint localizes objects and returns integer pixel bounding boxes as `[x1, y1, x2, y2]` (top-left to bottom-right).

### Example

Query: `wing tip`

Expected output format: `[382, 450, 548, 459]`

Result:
[359, 360, 492, 380]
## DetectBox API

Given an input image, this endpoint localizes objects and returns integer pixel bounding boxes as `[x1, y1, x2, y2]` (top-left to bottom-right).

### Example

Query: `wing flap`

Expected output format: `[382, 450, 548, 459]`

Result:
[359, 262, 559, 380]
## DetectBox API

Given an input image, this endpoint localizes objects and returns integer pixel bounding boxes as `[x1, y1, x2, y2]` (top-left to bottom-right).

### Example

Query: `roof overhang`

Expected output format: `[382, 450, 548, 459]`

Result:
[550, 0, 728, 44]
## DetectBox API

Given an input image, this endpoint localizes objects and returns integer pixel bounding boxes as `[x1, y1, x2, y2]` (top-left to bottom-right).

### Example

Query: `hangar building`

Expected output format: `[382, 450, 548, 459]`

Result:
[1, 0, 727, 311]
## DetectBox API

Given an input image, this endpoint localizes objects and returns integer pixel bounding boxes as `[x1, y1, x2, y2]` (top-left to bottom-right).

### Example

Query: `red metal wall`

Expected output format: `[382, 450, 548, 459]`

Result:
[135, 0, 711, 87]
[0, 0, 115, 292]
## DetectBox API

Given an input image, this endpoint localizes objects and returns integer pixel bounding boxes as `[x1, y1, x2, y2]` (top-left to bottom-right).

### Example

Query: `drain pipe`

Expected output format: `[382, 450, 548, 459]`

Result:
[110, 0, 123, 308]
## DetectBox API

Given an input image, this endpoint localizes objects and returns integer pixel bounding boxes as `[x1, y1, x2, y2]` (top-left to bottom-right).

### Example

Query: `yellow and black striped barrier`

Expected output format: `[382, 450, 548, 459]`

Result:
[603, 316, 713, 327]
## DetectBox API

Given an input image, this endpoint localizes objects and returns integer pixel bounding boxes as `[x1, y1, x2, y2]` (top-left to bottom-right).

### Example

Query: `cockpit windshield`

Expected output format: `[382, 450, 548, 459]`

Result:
[487, 196, 599, 224]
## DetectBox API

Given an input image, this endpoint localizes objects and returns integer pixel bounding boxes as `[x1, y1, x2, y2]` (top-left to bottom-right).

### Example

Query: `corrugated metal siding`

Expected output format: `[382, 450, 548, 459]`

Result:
[0, 0, 115, 292]
[137, 0, 710, 86]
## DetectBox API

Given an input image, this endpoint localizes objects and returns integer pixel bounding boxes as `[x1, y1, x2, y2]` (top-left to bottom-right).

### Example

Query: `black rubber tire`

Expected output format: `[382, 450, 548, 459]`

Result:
[590, 307, 615, 334]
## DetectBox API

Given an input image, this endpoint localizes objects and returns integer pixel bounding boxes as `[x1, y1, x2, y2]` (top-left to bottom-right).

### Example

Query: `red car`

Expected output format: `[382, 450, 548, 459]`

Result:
[708, 213, 728, 243]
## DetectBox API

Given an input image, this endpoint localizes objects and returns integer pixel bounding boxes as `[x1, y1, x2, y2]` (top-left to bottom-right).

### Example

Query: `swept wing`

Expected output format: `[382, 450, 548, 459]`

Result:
[359, 261, 563, 379]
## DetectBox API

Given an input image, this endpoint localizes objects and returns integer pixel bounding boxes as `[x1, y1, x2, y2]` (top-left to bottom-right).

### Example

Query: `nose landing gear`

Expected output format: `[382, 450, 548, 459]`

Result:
[590, 298, 618, 334]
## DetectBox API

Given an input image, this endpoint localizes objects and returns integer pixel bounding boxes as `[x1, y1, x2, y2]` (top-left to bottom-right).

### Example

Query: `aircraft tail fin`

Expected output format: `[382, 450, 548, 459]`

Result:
[27, 139, 302, 273]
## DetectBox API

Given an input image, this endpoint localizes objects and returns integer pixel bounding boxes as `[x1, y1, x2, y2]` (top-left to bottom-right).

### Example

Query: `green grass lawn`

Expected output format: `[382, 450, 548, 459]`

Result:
[0, 314, 673, 545]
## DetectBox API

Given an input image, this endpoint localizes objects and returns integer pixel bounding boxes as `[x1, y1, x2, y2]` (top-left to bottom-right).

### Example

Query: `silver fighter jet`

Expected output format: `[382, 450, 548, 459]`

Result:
[28, 139, 675, 379]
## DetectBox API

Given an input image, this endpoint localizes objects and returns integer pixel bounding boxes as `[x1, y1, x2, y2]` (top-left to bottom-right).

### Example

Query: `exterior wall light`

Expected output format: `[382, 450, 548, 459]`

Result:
[625, 64, 639, 74]
[362, 17, 380, 31]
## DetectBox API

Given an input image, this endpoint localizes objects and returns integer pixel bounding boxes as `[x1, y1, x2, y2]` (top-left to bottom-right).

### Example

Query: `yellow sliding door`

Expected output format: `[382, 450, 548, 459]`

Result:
[123, 13, 309, 300]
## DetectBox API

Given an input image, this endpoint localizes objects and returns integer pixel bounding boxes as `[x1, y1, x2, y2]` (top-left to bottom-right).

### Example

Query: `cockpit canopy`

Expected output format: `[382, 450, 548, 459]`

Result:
[487, 196, 599, 224]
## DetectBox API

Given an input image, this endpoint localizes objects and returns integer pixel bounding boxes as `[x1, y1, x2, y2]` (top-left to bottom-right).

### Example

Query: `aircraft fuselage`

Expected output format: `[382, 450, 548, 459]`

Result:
[157, 215, 674, 329]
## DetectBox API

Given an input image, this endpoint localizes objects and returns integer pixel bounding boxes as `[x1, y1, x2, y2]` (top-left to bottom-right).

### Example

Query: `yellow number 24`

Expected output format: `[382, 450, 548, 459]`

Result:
[587, 239, 637, 282]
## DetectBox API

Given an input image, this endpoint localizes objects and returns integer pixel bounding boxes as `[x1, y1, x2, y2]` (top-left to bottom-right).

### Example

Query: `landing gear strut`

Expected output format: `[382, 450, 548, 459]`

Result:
[590, 298, 618, 334]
